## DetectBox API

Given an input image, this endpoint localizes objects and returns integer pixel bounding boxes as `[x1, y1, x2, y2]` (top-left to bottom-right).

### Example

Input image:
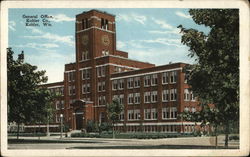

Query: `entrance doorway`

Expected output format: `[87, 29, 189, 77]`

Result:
[75, 109, 83, 130]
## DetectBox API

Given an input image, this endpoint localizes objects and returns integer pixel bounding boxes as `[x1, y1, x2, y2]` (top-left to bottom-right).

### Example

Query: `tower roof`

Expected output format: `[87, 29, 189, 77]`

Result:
[76, 9, 115, 17]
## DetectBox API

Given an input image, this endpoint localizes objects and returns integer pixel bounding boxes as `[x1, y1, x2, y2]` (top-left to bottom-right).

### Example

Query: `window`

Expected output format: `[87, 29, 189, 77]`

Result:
[118, 79, 124, 89]
[97, 66, 106, 77]
[59, 87, 64, 95]
[119, 111, 124, 121]
[170, 71, 177, 83]
[69, 85, 75, 95]
[128, 109, 140, 120]
[105, 19, 109, 30]
[144, 109, 151, 120]
[102, 50, 109, 56]
[82, 69, 90, 80]
[151, 74, 158, 85]
[86, 84, 90, 93]
[134, 109, 140, 120]
[128, 93, 134, 104]
[144, 75, 150, 87]
[82, 18, 88, 29]
[134, 93, 140, 104]
[102, 81, 105, 91]
[151, 108, 158, 120]
[170, 107, 177, 119]
[162, 72, 169, 84]
[98, 96, 106, 106]
[61, 100, 64, 109]
[101, 66, 106, 76]
[119, 94, 124, 105]
[98, 82, 102, 92]
[82, 84, 90, 94]
[134, 77, 140, 88]
[170, 89, 177, 101]
[68, 71, 75, 82]
[101, 18, 109, 30]
[127, 78, 134, 89]
[162, 90, 169, 102]
[184, 89, 190, 101]
[86, 69, 90, 79]
[144, 92, 151, 103]
[81, 51, 89, 61]
[162, 107, 170, 119]
[112, 80, 118, 90]
[190, 91, 195, 101]
[98, 81, 105, 92]
[97, 67, 102, 77]
[128, 110, 134, 120]
[101, 18, 105, 29]
[151, 91, 158, 103]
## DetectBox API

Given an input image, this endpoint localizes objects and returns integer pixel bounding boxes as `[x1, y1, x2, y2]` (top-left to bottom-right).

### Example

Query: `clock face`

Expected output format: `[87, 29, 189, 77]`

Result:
[82, 35, 89, 45]
[101, 35, 110, 46]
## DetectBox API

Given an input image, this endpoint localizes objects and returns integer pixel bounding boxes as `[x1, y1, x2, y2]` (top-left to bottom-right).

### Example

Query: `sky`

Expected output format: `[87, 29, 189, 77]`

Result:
[8, 8, 210, 83]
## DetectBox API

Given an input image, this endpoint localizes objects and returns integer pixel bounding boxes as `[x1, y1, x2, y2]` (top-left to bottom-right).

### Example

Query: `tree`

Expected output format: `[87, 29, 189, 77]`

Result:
[178, 9, 239, 148]
[7, 48, 49, 139]
[106, 98, 124, 138]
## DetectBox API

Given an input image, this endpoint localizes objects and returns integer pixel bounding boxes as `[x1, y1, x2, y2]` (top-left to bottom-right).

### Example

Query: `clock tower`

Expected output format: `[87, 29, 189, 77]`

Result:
[73, 10, 117, 122]
[75, 9, 116, 61]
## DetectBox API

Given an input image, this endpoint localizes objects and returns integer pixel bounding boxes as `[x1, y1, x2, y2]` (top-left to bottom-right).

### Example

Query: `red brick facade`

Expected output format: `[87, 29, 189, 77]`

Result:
[44, 10, 199, 133]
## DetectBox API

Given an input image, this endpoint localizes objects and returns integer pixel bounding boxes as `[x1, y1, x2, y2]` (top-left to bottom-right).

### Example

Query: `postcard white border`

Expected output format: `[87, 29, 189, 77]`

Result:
[1, 0, 249, 156]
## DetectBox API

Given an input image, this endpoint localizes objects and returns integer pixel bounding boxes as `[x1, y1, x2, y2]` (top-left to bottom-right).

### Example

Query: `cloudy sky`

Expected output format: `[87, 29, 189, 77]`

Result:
[9, 8, 210, 83]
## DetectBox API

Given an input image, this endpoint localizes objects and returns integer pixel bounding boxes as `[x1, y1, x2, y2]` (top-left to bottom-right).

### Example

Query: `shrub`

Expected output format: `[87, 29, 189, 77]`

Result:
[229, 135, 239, 141]
[99, 122, 112, 133]
[86, 120, 99, 133]
[71, 132, 100, 138]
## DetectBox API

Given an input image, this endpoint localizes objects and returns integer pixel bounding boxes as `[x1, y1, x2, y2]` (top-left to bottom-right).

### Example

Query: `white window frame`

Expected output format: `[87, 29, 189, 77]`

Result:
[128, 93, 134, 104]
[151, 108, 157, 120]
[144, 92, 151, 103]
[118, 79, 124, 90]
[162, 107, 170, 119]
[170, 71, 177, 84]
[184, 89, 190, 101]
[134, 93, 140, 104]
[170, 107, 177, 119]
[170, 89, 177, 101]
[151, 74, 158, 86]
[144, 75, 150, 87]
[112, 80, 118, 90]
[127, 78, 134, 89]
[134, 77, 140, 88]
[162, 89, 169, 102]
[162, 72, 169, 84]
[151, 91, 158, 103]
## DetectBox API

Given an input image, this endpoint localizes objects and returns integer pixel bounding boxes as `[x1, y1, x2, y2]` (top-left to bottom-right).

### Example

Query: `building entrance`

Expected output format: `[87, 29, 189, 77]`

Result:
[75, 109, 83, 130]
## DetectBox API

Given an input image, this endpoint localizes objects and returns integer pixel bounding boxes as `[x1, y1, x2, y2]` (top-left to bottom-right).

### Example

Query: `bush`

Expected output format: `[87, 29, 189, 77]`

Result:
[229, 135, 239, 141]
[99, 122, 112, 133]
[86, 120, 99, 133]
[70, 132, 187, 139]
[71, 132, 100, 138]
[8, 132, 46, 137]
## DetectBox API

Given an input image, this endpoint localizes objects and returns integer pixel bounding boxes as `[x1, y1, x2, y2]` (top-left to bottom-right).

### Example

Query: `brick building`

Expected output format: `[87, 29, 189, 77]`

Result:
[42, 9, 199, 133]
